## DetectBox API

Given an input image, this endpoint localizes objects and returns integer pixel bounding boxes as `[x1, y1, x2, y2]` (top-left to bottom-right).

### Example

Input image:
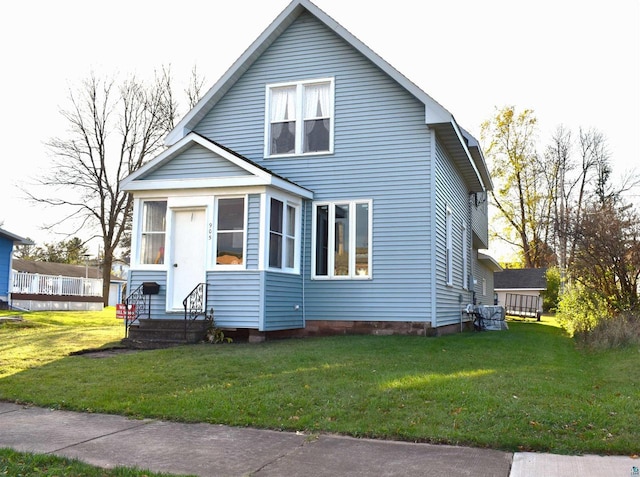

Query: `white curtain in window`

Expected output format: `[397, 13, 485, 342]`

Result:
[144, 201, 166, 232]
[304, 83, 330, 119]
[271, 87, 296, 121]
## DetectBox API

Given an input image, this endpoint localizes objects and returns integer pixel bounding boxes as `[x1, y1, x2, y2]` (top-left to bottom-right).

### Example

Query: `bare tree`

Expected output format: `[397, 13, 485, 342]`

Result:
[185, 65, 206, 109]
[25, 67, 184, 305]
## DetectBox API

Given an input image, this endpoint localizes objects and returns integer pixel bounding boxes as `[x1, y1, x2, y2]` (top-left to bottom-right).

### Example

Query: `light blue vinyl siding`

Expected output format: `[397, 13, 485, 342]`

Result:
[245, 194, 261, 270]
[193, 12, 435, 324]
[0, 237, 12, 298]
[128, 271, 169, 318]
[264, 271, 304, 331]
[144, 144, 251, 181]
[434, 139, 474, 326]
[207, 272, 261, 329]
[473, 257, 494, 306]
[128, 270, 262, 328]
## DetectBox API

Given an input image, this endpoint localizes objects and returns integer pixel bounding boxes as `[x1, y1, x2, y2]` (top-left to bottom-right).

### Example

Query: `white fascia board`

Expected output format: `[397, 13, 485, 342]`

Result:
[270, 177, 314, 199]
[451, 118, 485, 192]
[478, 252, 502, 272]
[122, 175, 312, 199]
[122, 176, 269, 191]
[495, 288, 546, 292]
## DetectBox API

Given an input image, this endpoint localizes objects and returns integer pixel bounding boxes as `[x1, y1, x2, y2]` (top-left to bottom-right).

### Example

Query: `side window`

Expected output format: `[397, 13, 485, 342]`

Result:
[216, 197, 245, 266]
[140, 200, 167, 264]
[313, 200, 371, 279]
[267, 79, 333, 157]
[269, 197, 299, 272]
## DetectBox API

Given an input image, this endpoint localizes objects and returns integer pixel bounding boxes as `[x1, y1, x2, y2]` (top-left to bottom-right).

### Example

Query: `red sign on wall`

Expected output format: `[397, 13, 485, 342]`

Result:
[116, 304, 136, 320]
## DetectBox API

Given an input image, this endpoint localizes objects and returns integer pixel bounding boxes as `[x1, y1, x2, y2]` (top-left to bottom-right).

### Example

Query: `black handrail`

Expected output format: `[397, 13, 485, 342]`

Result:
[122, 283, 149, 338]
[183, 283, 210, 339]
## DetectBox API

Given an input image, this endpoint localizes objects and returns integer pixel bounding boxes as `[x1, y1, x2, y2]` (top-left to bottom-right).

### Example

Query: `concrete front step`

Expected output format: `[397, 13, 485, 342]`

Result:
[123, 318, 212, 349]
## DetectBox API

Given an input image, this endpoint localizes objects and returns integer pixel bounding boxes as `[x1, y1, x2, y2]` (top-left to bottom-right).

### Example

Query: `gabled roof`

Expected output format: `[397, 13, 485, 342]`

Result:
[0, 227, 33, 245]
[12, 259, 124, 282]
[121, 132, 313, 199]
[164, 0, 491, 192]
[494, 268, 547, 291]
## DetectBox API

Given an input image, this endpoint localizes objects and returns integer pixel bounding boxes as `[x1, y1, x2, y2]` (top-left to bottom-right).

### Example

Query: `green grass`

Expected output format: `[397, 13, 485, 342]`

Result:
[0, 448, 194, 476]
[0, 308, 124, 378]
[1, 311, 639, 456]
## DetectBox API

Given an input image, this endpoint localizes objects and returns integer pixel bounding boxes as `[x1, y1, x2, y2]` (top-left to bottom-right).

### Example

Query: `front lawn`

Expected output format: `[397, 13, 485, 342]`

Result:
[1, 311, 638, 455]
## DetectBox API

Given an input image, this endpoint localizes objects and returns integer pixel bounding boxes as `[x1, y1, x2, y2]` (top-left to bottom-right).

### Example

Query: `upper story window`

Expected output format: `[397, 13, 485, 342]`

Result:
[266, 78, 334, 157]
[140, 200, 167, 264]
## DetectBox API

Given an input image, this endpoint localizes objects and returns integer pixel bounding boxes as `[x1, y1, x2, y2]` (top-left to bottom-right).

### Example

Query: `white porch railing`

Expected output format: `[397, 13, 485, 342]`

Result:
[12, 271, 103, 297]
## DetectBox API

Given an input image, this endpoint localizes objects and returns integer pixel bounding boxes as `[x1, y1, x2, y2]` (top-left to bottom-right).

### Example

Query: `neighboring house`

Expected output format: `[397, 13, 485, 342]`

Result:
[11, 259, 126, 310]
[111, 259, 130, 280]
[120, 0, 497, 337]
[494, 268, 547, 317]
[0, 228, 32, 309]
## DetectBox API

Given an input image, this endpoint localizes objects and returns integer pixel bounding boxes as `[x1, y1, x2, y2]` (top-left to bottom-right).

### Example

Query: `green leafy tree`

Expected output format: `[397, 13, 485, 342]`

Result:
[542, 266, 560, 313]
[14, 237, 88, 264]
[13, 239, 38, 260]
[572, 198, 640, 313]
[481, 106, 552, 268]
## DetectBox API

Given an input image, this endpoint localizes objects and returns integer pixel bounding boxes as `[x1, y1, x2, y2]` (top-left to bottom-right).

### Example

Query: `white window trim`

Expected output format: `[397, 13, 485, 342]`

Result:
[462, 219, 468, 290]
[311, 199, 372, 280]
[133, 198, 168, 270]
[264, 77, 335, 158]
[446, 206, 453, 286]
[266, 193, 302, 274]
[212, 195, 248, 270]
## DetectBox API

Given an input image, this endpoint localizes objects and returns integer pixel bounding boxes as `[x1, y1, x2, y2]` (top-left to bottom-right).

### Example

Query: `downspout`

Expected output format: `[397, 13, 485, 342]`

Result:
[301, 201, 307, 328]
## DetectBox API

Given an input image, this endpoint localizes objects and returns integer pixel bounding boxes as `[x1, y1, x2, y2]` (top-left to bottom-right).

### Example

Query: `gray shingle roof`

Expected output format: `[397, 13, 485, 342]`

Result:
[494, 268, 547, 290]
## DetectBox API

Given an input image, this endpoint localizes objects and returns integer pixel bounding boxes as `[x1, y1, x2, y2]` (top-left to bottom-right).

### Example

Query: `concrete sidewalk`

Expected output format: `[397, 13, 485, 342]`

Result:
[0, 402, 637, 476]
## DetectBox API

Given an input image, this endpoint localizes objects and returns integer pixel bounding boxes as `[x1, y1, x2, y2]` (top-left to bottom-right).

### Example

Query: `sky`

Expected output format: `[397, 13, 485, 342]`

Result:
[1, 0, 638, 258]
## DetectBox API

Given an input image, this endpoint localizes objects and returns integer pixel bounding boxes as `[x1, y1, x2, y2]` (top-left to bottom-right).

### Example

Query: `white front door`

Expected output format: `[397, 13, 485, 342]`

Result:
[170, 208, 207, 310]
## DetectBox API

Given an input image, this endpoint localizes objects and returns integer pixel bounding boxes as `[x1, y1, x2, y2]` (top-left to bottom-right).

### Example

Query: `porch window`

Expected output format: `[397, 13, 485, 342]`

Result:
[313, 200, 371, 279]
[267, 78, 333, 157]
[216, 197, 245, 266]
[269, 198, 298, 271]
[140, 200, 167, 264]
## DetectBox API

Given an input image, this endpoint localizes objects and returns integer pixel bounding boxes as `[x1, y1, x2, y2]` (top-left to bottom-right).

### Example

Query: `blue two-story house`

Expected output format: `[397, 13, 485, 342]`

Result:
[120, 0, 500, 339]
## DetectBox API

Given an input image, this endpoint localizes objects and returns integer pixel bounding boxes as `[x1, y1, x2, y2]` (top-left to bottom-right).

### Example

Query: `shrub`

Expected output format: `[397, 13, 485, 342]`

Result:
[542, 266, 561, 312]
[576, 312, 640, 349]
[556, 282, 609, 337]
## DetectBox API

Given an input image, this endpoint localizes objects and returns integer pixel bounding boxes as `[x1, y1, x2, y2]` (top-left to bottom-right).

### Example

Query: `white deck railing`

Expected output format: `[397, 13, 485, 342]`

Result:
[12, 271, 103, 297]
